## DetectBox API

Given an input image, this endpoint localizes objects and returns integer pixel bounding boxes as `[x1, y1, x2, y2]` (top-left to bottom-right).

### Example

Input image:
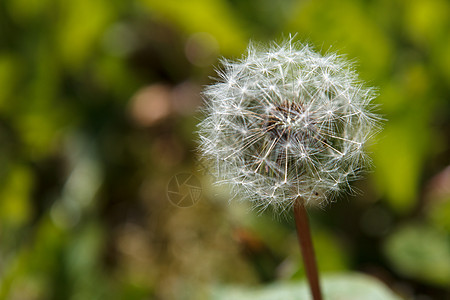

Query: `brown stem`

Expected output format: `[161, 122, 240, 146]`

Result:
[294, 199, 323, 300]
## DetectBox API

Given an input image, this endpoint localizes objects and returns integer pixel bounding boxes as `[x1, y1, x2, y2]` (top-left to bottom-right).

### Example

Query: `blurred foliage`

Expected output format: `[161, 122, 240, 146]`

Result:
[211, 273, 402, 300]
[384, 222, 450, 287]
[0, 0, 449, 299]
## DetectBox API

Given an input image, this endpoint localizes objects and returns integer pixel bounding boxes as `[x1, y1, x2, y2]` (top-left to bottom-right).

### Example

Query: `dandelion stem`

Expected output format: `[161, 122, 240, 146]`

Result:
[294, 199, 322, 300]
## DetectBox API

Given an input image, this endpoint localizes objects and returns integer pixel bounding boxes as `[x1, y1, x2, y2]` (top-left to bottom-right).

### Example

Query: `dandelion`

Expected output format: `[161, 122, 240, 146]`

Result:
[197, 37, 382, 300]
[198, 37, 381, 212]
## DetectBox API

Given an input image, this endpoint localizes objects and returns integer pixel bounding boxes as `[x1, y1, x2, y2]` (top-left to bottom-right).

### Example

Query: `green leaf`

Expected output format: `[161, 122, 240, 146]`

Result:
[211, 273, 402, 300]
[384, 223, 450, 286]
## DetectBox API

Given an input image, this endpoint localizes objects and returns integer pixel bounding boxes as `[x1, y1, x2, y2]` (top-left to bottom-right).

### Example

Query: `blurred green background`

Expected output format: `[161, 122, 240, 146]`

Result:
[0, 0, 449, 299]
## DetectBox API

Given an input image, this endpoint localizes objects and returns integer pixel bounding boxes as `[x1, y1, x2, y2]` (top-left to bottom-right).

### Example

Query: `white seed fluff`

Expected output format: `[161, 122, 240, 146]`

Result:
[198, 38, 381, 212]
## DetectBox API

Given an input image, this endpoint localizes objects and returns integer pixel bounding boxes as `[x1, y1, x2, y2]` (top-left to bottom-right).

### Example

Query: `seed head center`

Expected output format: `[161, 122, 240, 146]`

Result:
[265, 101, 309, 139]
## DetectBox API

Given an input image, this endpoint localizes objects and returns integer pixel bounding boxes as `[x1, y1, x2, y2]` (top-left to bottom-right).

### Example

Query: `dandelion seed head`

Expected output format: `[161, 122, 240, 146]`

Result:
[197, 37, 382, 212]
